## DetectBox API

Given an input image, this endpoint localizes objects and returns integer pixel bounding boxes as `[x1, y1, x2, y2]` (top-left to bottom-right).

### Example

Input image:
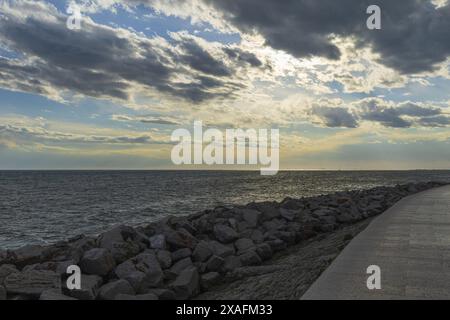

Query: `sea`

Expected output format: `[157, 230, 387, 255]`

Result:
[1, 170, 449, 249]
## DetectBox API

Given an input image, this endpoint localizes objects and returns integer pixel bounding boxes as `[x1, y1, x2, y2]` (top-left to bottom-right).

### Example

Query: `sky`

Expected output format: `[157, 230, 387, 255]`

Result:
[0, 0, 449, 170]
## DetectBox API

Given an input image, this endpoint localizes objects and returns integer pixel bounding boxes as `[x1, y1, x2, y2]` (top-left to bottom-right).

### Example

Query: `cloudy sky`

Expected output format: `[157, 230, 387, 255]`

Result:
[0, 0, 449, 170]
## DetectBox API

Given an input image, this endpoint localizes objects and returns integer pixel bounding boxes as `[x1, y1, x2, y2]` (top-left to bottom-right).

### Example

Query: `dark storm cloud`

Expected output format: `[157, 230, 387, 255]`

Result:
[311, 98, 450, 128]
[311, 105, 358, 128]
[0, 8, 247, 103]
[223, 47, 263, 67]
[206, 0, 450, 74]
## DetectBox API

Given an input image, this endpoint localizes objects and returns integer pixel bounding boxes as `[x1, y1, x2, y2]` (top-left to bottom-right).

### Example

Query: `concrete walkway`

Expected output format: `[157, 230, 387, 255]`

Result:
[302, 185, 450, 300]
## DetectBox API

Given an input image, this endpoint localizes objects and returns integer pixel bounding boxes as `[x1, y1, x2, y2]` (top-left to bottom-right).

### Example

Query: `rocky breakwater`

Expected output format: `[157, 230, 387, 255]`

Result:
[0, 181, 446, 300]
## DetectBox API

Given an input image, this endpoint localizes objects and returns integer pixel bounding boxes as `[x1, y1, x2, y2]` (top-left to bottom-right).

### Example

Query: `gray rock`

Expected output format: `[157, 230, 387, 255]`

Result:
[263, 219, 285, 231]
[115, 253, 163, 293]
[222, 255, 242, 272]
[200, 272, 220, 290]
[254, 202, 280, 221]
[115, 293, 158, 300]
[12, 245, 44, 267]
[4, 270, 61, 298]
[98, 279, 135, 300]
[208, 241, 235, 258]
[242, 209, 261, 228]
[98, 225, 141, 264]
[171, 267, 199, 299]
[250, 230, 264, 244]
[149, 234, 166, 250]
[239, 250, 262, 266]
[171, 248, 192, 262]
[234, 238, 254, 253]
[213, 224, 238, 243]
[280, 208, 296, 221]
[206, 255, 224, 272]
[147, 288, 176, 300]
[64, 274, 102, 300]
[40, 289, 77, 300]
[165, 228, 198, 250]
[80, 248, 115, 276]
[156, 250, 172, 269]
[0, 264, 18, 284]
[255, 243, 273, 261]
[170, 257, 193, 275]
[192, 241, 213, 262]
[267, 239, 287, 252]
[0, 285, 5, 300]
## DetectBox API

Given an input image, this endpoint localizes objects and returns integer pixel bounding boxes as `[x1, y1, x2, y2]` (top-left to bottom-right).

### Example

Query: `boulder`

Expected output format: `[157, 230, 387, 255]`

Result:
[280, 208, 296, 221]
[98, 225, 141, 264]
[40, 289, 77, 300]
[266, 239, 287, 252]
[0, 264, 18, 284]
[171, 248, 192, 262]
[239, 251, 262, 266]
[115, 293, 158, 300]
[206, 255, 224, 272]
[222, 255, 242, 272]
[4, 270, 61, 298]
[192, 241, 213, 262]
[255, 243, 273, 261]
[234, 238, 254, 253]
[12, 245, 44, 267]
[149, 234, 166, 250]
[213, 224, 238, 243]
[98, 279, 135, 300]
[64, 274, 102, 300]
[241, 209, 261, 228]
[250, 230, 264, 244]
[165, 228, 197, 250]
[207, 241, 234, 258]
[170, 257, 193, 275]
[80, 248, 115, 276]
[200, 272, 220, 291]
[171, 267, 199, 299]
[156, 250, 172, 269]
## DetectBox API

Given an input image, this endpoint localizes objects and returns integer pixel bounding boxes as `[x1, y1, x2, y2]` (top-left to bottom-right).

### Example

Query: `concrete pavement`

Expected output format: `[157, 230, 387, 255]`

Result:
[302, 184, 450, 299]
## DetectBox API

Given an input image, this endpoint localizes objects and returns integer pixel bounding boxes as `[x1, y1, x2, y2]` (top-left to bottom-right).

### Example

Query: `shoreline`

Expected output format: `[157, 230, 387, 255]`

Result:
[0, 181, 447, 300]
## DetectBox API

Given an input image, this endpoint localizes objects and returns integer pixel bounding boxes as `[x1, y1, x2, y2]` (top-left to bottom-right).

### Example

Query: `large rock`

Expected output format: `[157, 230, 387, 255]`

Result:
[98, 225, 142, 264]
[255, 243, 273, 261]
[4, 270, 61, 298]
[114, 253, 163, 293]
[165, 228, 198, 250]
[80, 248, 115, 276]
[98, 279, 135, 300]
[149, 234, 166, 250]
[40, 289, 77, 300]
[156, 250, 172, 269]
[222, 255, 242, 272]
[207, 241, 234, 258]
[280, 208, 296, 221]
[206, 255, 224, 272]
[171, 267, 199, 299]
[234, 238, 254, 253]
[64, 274, 103, 300]
[192, 241, 213, 262]
[170, 257, 193, 275]
[213, 224, 238, 243]
[171, 248, 192, 262]
[0, 264, 18, 284]
[241, 209, 261, 228]
[200, 272, 220, 291]
[239, 250, 262, 266]
[12, 245, 44, 267]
